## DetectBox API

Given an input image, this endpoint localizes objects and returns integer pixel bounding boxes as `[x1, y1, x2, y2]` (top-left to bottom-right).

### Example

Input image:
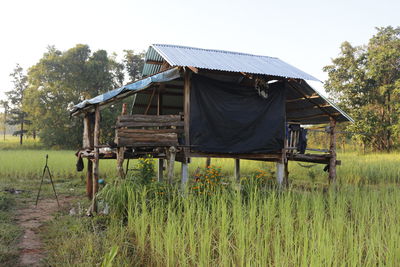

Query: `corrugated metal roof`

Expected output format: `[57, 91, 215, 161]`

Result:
[143, 44, 319, 81]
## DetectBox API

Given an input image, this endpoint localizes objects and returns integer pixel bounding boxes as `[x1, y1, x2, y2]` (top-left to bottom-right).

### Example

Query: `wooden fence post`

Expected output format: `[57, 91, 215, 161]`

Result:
[158, 159, 164, 182]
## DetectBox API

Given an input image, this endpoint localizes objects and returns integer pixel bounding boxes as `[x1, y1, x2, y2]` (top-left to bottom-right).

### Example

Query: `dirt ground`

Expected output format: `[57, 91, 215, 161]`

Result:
[16, 195, 74, 267]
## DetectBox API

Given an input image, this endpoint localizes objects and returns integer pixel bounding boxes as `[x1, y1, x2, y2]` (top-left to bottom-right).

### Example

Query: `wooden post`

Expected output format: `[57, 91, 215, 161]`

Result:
[329, 117, 337, 183]
[181, 162, 189, 188]
[83, 113, 94, 199]
[158, 159, 164, 182]
[234, 159, 240, 182]
[183, 69, 191, 159]
[276, 162, 284, 187]
[205, 157, 211, 168]
[284, 161, 289, 188]
[91, 105, 100, 213]
[167, 146, 176, 184]
[117, 104, 127, 178]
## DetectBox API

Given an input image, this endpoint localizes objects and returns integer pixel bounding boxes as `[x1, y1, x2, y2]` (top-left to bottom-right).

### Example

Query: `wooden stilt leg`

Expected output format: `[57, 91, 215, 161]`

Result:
[117, 147, 125, 178]
[234, 159, 240, 182]
[329, 118, 337, 183]
[205, 157, 211, 168]
[284, 161, 289, 188]
[181, 162, 189, 189]
[167, 146, 176, 184]
[91, 105, 100, 214]
[276, 162, 284, 187]
[86, 159, 93, 199]
[158, 159, 164, 182]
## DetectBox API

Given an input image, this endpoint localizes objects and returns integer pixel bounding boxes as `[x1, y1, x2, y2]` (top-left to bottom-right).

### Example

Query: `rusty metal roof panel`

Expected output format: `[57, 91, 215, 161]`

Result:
[147, 44, 319, 81]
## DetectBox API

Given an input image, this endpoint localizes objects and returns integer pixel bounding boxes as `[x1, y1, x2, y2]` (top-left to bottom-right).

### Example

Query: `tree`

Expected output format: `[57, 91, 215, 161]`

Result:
[6, 64, 31, 145]
[0, 100, 8, 141]
[123, 50, 145, 82]
[323, 26, 400, 151]
[25, 44, 125, 148]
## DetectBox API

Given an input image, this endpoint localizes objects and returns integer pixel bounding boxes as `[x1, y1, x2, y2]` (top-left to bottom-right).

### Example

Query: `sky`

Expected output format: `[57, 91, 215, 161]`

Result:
[0, 0, 399, 100]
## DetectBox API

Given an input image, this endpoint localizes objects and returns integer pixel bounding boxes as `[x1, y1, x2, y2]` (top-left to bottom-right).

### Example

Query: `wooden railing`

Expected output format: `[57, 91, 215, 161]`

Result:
[115, 115, 184, 147]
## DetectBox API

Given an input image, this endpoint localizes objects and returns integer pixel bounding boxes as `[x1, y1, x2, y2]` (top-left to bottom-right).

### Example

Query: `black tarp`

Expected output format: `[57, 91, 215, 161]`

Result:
[190, 75, 286, 153]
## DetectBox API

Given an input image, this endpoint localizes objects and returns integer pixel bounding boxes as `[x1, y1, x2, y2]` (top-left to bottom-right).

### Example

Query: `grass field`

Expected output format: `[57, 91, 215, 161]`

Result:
[1, 139, 400, 266]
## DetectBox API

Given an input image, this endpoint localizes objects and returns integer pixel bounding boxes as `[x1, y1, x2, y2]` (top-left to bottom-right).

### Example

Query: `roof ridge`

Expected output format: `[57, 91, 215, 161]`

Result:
[152, 43, 277, 59]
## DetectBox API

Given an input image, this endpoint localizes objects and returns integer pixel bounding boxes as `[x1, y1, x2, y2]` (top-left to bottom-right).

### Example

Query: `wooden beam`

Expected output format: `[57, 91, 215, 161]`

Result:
[144, 88, 156, 115]
[132, 103, 182, 111]
[287, 81, 334, 119]
[145, 60, 163, 65]
[288, 112, 341, 121]
[286, 94, 320, 103]
[187, 66, 198, 73]
[286, 103, 331, 113]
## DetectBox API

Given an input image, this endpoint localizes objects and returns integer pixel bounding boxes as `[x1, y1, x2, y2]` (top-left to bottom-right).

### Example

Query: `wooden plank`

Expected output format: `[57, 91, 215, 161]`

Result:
[190, 152, 281, 160]
[119, 114, 182, 122]
[118, 128, 183, 134]
[117, 133, 178, 141]
[117, 140, 179, 147]
[116, 121, 184, 128]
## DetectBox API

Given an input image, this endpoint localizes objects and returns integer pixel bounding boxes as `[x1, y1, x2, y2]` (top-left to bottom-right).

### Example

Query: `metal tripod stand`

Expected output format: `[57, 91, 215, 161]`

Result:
[35, 154, 60, 207]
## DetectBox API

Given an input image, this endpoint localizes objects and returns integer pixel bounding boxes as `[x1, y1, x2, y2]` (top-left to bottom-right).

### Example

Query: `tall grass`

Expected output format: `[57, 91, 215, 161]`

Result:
[45, 183, 400, 266]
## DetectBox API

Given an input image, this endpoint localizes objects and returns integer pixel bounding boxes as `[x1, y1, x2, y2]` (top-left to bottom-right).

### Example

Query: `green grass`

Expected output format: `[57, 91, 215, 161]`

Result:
[1, 144, 400, 266]
[0, 193, 21, 265]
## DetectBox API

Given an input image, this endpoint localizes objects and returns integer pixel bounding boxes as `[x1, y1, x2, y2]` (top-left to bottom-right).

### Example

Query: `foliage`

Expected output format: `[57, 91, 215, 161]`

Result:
[24, 45, 127, 148]
[192, 165, 226, 194]
[130, 157, 156, 185]
[324, 26, 400, 150]
[0, 193, 21, 265]
[5, 64, 31, 144]
[123, 49, 145, 82]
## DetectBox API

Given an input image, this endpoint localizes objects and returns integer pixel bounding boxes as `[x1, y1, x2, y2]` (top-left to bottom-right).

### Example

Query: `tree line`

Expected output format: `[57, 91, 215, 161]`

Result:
[2, 26, 400, 151]
[2, 45, 144, 147]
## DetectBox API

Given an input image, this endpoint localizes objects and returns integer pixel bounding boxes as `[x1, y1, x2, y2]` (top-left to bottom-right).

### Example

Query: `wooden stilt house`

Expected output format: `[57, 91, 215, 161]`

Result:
[71, 44, 353, 208]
